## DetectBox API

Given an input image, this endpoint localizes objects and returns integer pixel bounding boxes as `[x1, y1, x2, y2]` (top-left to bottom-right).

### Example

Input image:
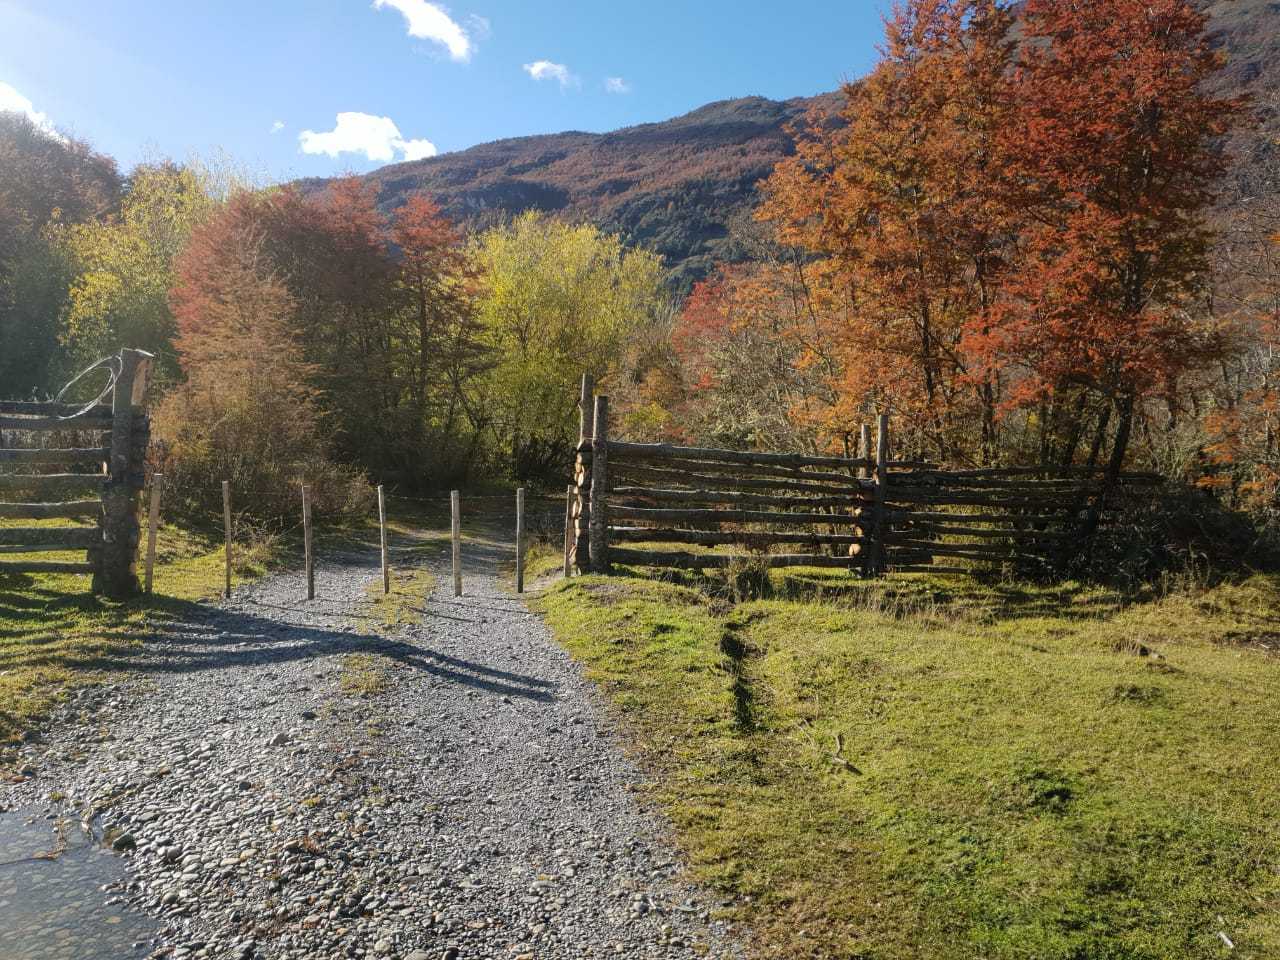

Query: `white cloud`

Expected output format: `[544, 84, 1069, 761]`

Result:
[523, 60, 577, 90]
[373, 0, 474, 62]
[396, 137, 438, 161]
[270, 120, 285, 134]
[0, 81, 61, 138]
[604, 77, 631, 95]
[299, 112, 438, 163]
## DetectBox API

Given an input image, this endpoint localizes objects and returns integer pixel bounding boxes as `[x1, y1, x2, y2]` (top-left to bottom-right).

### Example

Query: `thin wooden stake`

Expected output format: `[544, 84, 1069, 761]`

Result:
[451, 490, 462, 597]
[302, 484, 314, 601]
[377, 485, 390, 595]
[515, 486, 526, 594]
[222, 480, 232, 599]
[144, 474, 163, 595]
[563, 483, 573, 578]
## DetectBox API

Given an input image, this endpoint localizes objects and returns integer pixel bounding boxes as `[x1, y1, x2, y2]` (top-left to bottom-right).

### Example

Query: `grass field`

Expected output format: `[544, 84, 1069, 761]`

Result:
[535, 563, 1280, 959]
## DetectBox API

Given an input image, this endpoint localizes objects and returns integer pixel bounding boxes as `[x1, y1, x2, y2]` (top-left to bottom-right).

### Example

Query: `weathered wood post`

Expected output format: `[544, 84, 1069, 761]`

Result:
[451, 490, 462, 597]
[515, 486, 526, 593]
[572, 374, 594, 574]
[868, 415, 890, 577]
[302, 484, 315, 601]
[144, 474, 163, 595]
[563, 483, 573, 578]
[377, 484, 390, 595]
[94, 348, 153, 598]
[588, 394, 610, 573]
[222, 480, 233, 598]
[851, 423, 871, 566]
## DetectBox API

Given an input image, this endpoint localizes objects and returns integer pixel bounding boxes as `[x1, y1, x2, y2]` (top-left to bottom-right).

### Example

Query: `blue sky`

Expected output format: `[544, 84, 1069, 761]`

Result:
[0, 0, 889, 180]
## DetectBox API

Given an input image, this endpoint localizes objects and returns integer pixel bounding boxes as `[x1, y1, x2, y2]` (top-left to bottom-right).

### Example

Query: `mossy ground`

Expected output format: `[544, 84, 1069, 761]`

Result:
[534, 564, 1280, 959]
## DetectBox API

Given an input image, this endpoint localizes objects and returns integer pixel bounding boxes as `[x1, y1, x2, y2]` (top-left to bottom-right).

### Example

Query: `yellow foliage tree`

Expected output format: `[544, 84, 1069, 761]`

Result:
[470, 211, 668, 478]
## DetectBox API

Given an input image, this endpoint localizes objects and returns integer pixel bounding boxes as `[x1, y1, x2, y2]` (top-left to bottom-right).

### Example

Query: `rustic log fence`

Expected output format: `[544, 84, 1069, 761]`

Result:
[567, 381, 1161, 577]
[0, 349, 154, 598]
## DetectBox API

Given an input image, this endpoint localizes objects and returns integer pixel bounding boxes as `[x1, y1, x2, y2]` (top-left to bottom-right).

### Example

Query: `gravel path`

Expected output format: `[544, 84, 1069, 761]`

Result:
[1, 527, 743, 960]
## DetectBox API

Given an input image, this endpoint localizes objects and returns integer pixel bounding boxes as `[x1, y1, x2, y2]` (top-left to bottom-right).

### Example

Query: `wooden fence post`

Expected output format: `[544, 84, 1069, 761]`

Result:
[144, 474, 163, 595]
[563, 483, 573, 578]
[589, 395, 610, 572]
[852, 423, 871, 567]
[451, 490, 462, 596]
[572, 374, 594, 574]
[868, 415, 890, 577]
[95, 348, 153, 598]
[302, 484, 314, 601]
[516, 486, 526, 593]
[222, 480, 232, 598]
[377, 485, 389, 595]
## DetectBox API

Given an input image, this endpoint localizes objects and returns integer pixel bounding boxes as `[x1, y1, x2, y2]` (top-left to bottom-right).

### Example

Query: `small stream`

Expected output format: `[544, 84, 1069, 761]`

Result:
[0, 806, 155, 959]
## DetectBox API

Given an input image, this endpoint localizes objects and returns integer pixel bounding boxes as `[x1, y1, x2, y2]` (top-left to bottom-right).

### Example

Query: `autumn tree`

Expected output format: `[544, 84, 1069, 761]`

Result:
[1198, 168, 1280, 515]
[387, 196, 488, 482]
[648, 257, 839, 453]
[158, 196, 370, 523]
[971, 0, 1244, 477]
[761, 0, 1016, 462]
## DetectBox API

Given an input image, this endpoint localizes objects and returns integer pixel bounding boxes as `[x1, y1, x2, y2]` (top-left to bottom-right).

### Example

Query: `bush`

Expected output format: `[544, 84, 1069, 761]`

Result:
[152, 379, 373, 529]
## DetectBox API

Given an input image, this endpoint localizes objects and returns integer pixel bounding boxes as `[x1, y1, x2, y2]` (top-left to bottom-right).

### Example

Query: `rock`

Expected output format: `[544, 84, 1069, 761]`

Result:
[111, 832, 137, 852]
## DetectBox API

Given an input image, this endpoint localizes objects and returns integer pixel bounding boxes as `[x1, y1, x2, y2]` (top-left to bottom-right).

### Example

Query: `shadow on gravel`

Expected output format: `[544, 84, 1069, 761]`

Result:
[0, 592, 558, 703]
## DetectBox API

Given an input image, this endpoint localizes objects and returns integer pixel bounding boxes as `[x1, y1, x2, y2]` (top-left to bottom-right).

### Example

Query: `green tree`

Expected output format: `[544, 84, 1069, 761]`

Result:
[58, 163, 216, 380]
[471, 211, 668, 479]
[0, 112, 119, 395]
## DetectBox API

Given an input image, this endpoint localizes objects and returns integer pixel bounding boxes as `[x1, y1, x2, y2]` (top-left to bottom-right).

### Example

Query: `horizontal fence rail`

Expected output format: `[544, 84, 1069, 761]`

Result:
[566, 381, 1161, 579]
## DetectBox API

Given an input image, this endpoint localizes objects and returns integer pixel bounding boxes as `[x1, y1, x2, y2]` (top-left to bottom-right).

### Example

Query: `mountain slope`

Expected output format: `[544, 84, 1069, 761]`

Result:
[302, 93, 839, 292]
[325, 0, 1277, 290]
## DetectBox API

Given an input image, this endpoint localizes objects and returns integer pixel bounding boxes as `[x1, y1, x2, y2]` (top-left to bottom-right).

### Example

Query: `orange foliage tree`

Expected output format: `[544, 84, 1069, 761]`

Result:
[159, 197, 370, 522]
[968, 0, 1243, 475]
[760, 0, 1016, 462]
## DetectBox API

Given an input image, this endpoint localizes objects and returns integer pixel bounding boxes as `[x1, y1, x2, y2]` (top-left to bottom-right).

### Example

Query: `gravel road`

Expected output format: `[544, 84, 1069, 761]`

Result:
[1, 526, 743, 960]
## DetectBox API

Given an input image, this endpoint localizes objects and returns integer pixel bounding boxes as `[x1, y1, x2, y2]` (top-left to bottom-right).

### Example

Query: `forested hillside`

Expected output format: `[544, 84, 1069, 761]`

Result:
[301, 93, 841, 292]
[323, 0, 1279, 290]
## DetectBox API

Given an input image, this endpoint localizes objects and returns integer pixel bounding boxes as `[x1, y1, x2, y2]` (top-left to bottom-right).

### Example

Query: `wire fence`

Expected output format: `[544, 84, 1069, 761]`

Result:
[143, 479, 565, 604]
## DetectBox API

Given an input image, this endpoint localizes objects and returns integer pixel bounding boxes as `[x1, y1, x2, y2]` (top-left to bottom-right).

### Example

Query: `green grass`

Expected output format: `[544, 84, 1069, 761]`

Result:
[337, 651, 390, 697]
[534, 566, 1280, 959]
[362, 562, 437, 630]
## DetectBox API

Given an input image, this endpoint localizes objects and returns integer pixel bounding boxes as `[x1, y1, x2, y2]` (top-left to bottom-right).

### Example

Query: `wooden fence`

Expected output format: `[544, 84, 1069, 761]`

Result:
[0, 349, 153, 597]
[567, 379, 1160, 576]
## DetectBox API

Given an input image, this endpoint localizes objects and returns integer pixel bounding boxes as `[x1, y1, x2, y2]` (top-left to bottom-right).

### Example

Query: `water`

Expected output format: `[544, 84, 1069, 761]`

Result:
[0, 807, 156, 959]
